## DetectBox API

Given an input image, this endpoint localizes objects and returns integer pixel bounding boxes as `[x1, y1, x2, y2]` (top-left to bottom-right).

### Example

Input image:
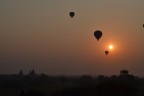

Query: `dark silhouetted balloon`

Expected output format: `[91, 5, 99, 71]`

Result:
[105, 50, 109, 55]
[94, 30, 102, 41]
[69, 12, 75, 18]
[143, 24, 144, 28]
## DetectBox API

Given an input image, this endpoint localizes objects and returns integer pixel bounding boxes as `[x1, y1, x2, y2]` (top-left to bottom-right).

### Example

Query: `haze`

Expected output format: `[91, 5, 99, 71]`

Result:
[0, 0, 144, 76]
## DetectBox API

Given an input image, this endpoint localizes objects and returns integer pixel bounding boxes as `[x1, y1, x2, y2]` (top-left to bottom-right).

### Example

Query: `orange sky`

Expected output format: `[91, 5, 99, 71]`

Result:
[0, 0, 144, 76]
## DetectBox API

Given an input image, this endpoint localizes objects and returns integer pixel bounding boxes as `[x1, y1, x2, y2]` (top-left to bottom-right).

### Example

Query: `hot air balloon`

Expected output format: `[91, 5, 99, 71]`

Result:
[143, 24, 144, 28]
[105, 50, 109, 55]
[69, 12, 75, 18]
[94, 30, 102, 41]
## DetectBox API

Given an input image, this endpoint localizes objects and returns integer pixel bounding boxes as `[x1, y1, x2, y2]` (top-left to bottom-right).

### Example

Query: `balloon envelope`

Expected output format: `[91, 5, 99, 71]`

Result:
[94, 30, 102, 41]
[105, 51, 109, 55]
[69, 12, 75, 18]
[143, 24, 144, 28]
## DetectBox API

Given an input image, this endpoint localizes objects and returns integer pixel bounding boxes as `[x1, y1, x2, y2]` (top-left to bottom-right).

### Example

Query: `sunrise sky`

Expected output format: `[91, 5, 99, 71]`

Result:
[0, 0, 144, 76]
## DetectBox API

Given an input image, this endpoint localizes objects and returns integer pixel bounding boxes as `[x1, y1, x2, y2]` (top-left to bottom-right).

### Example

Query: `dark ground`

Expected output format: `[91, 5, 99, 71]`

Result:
[0, 70, 144, 96]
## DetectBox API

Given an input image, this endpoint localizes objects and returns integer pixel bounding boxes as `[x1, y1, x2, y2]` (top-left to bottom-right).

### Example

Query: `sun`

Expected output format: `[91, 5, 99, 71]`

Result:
[109, 45, 113, 50]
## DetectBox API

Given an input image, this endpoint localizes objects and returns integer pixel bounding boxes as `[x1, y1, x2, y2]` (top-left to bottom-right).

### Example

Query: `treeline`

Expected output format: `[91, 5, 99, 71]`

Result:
[0, 70, 144, 96]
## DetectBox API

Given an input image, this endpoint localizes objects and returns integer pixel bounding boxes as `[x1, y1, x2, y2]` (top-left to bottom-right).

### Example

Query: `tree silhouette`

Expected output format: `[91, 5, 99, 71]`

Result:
[120, 70, 129, 76]
[119, 70, 135, 80]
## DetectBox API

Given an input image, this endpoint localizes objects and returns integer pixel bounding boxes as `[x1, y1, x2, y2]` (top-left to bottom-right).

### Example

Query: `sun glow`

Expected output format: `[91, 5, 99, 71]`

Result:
[109, 45, 113, 50]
